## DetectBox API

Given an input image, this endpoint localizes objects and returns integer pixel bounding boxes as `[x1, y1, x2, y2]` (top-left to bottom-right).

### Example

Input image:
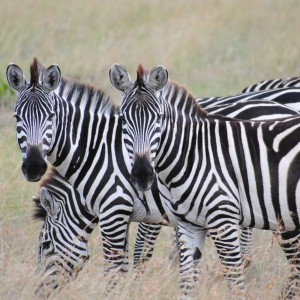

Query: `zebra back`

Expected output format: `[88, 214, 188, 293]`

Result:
[242, 76, 300, 93]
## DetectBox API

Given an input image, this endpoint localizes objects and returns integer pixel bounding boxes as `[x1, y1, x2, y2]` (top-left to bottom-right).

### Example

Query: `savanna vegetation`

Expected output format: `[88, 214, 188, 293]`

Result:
[0, 1, 299, 299]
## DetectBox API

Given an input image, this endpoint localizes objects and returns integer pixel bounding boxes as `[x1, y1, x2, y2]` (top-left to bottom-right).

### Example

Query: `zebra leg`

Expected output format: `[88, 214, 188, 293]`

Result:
[177, 221, 207, 300]
[133, 222, 162, 267]
[99, 213, 130, 292]
[169, 226, 179, 262]
[275, 230, 300, 299]
[240, 227, 253, 268]
[208, 223, 245, 299]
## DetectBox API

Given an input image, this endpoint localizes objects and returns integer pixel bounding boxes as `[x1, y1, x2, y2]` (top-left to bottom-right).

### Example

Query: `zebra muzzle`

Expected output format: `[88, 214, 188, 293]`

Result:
[22, 145, 47, 182]
[131, 155, 155, 191]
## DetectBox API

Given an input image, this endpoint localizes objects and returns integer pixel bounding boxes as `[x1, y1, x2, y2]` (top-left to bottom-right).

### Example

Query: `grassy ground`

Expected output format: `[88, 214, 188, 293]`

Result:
[1, 1, 300, 299]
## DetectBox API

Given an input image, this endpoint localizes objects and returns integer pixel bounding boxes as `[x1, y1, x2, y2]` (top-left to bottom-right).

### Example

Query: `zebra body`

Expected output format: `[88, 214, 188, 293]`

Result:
[111, 64, 300, 299]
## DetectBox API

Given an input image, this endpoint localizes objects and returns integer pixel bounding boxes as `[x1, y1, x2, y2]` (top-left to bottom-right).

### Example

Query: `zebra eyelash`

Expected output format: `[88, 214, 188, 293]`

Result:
[14, 113, 22, 122]
[119, 114, 126, 125]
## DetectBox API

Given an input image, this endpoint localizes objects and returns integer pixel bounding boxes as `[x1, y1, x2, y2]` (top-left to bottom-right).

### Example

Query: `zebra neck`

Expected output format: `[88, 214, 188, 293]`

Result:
[47, 91, 118, 181]
[155, 112, 207, 184]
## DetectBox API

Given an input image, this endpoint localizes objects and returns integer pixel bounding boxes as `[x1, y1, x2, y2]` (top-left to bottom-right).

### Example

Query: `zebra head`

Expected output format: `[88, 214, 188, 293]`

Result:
[34, 176, 98, 297]
[110, 64, 168, 191]
[6, 58, 61, 182]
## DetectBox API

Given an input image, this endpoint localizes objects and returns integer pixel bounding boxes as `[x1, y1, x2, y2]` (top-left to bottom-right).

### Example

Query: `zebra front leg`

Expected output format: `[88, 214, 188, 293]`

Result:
[134, 222, 162, 267]
[275, 230, 300, 299]
[208, 223, 245, 300]
[99, 214, 130, 293]
[240, 226, 253, 268]
[177, 221, 207, 300]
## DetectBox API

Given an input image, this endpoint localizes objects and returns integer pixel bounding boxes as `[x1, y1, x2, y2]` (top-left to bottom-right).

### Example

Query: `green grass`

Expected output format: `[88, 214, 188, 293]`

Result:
[0, 0, 299, 299]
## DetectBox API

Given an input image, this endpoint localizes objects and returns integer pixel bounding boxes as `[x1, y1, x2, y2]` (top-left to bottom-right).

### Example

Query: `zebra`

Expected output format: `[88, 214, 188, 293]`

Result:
[7, 59, 300, 296]
[136, 94, 300, 265]
[242, 76, 300, 93]
[6, 59, 179, 295]
[33, 168, 98, 298]
[110, 63, 300, 299]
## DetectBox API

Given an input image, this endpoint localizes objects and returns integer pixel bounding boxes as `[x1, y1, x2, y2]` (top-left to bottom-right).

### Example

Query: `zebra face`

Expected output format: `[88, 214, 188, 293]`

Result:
[110, 64, 168, 191]
[35, 186, 96, 296]
[7, 60, 61, 182]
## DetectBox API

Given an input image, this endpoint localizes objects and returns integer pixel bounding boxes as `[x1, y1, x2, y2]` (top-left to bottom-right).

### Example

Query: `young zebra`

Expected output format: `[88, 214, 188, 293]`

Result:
[33, 168, 98, 298]
[110, 64, 300, 299]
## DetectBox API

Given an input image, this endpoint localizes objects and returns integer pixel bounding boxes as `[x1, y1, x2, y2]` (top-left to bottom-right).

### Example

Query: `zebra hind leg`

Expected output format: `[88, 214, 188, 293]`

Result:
[276, 230, 300, 299]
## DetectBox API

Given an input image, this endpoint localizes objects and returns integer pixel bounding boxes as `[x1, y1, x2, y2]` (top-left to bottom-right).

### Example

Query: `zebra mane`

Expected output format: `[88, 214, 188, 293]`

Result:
[30, 57, 41, 85]
[32, 167, 57, 221]
[137, 64, 148, 88]
[59, 75, 117, 115]
[32, 58, 117, 115]
[32, 195, 46, 221]
[165, 80, 207, 117]
[135, 64, 207, 116]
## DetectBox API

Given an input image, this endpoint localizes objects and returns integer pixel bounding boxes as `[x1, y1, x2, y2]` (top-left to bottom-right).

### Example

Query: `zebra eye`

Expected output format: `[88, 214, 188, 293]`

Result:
[14, 114, 21, 122]
[41, 240, 51, 249]
[157, 115, 162, 123]
[120, 115, 126, 125]
[48, 113, 55, 120]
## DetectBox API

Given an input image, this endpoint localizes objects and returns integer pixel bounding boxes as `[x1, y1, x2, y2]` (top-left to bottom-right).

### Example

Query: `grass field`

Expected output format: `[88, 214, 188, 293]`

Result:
[1, 1, 300, 299]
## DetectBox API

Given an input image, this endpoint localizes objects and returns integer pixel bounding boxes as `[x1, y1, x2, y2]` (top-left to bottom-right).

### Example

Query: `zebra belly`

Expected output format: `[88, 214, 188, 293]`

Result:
[239, 186, 299, 231]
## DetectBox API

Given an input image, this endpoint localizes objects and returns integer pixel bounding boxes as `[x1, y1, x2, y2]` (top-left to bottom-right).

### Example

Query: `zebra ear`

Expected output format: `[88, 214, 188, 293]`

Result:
[40, 187, 59, 217]
[42, 65, 61, 91]
[109, 64, 133, 92]
[6, 64, 27, 92]
[148, 65, 168, 92]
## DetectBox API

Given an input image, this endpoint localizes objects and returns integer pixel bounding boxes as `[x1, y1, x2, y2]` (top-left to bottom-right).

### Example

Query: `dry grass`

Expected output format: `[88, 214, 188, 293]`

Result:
[1, 1, 300, 299]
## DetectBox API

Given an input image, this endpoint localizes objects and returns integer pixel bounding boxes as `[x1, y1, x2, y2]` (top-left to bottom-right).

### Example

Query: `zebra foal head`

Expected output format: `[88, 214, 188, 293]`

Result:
[33, 172, 97, 297]
[110, 64, 168, 191]
[6, 58, 61, 182]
